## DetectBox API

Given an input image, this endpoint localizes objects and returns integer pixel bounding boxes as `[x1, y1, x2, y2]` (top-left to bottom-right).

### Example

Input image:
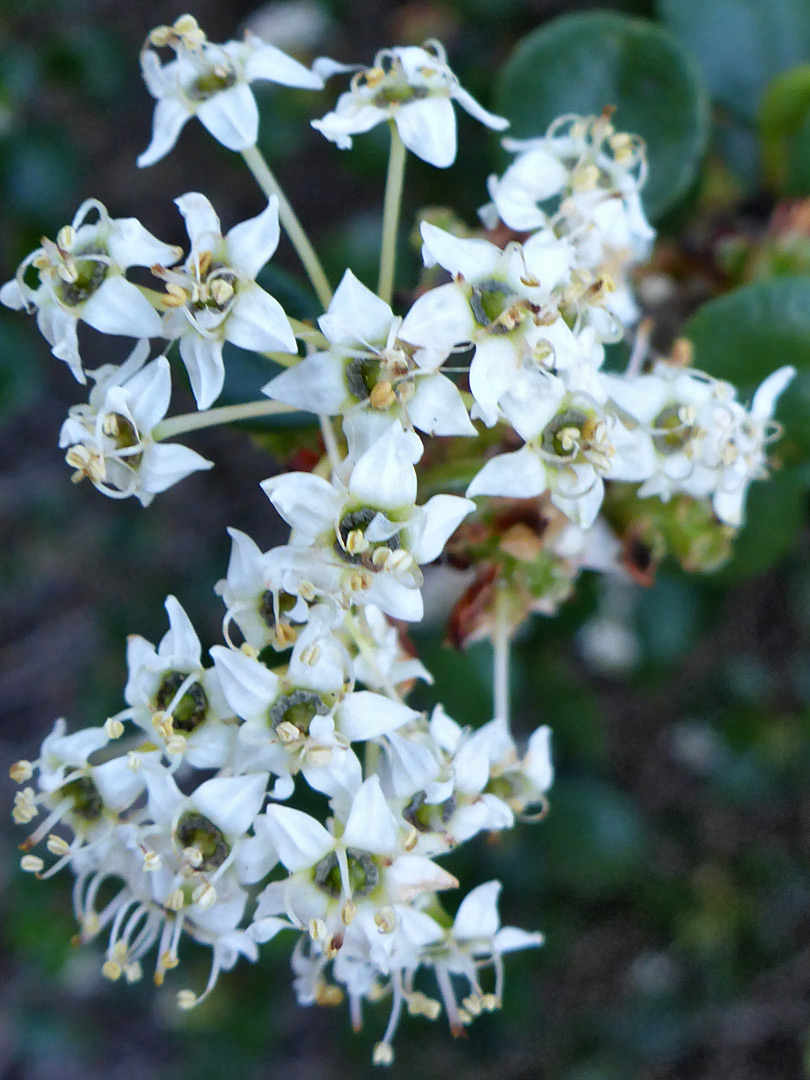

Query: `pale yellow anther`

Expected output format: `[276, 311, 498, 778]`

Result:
[13, 788, 37, 825]
[386, 549, 413, 573]
[102, 960, 122, 981]
[152, 710, 174, 738]
[457, 1007, 472, 1025]
[83, 913, 100, 936]
[124, 961, 143, 983]
[274, 621, 298, 648]
[192, 881, 217, 910]
[341, 900, 357, 926]
[462, 994, 483, 1016]
[371, 546, 390, 569]
[20, 854, 44, 873]
[177, 989, 198, 1010]
[372, 1042, 394, 1067]
[678, 405, 696, 426]
[309, 917, 328, 941]
[196, 249, 214, 276]
[161, 950, 180, 971]
[9, 760, 33, 783]
[301, 643, 321, 667]
[104, 717, 125, 739]
[481, 992, 500, 1012]
[165, 888, 185, 912]
[276, 720, 300, 744]
[374, 907, 397, 934]
[305, 745, 333, 767]
[369, 381, 396, 410]
[407, 991, 441, 1020]
[126, 750, 143, 771]
[183, 845, 203, 869]
[163, 282, 189, 307]
[364, 65, 385, 88]
[572, 163, 600, 192]
[316, 983, 344, 1007]
[57, 261, 79, 285]
[65, 445, 106, 484]
[166, 734, 187, 756]
[56, 225, 76, 250]
[298, 581, 316, 601]
[210, 279, 234, 306]
[239, 642, 260, 660]
[47, 834, 71, 857]
[346, 529, 370, 556]
[143, 850, 162, 872]
[403, 826, 419, 852]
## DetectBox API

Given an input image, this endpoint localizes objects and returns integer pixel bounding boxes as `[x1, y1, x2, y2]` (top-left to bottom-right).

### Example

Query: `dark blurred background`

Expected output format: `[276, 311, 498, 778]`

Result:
[3, 1, 810, 1078]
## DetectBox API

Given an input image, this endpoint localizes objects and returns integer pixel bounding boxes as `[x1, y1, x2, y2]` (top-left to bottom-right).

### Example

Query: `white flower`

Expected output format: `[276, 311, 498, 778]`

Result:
[399, 222, 577, 427]
[606, 362, 796, 526]
[158, 192, 297, 409]
[262, 420, 475, 621]
[138, 14, 323, 167]
[0, 199, 179, 381]
[263, 269, 475, 437]
[312, 40, 507, 167]
[58, 342, 212, 507]
[121, 595, 235, 768]
[467, 365, 655, 528]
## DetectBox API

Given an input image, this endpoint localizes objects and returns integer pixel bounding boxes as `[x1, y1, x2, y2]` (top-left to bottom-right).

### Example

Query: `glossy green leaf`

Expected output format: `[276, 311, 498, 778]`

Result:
[494, 12, 709, 219]
[657, 0, 810, 122]
[759, 65, 810, 189]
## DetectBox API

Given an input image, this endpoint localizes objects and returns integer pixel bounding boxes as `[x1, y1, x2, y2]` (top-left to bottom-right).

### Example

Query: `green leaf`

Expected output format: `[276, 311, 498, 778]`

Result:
[657, 0, 810, 122]
[759, 65, 810, 190]
[683, 276, 810, 461]
[494, 12, 710, 219]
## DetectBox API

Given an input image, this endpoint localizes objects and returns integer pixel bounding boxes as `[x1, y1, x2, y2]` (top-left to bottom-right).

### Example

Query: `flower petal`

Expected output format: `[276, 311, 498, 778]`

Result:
[197, 83, 260, 151]
[225, 197, 281, 280]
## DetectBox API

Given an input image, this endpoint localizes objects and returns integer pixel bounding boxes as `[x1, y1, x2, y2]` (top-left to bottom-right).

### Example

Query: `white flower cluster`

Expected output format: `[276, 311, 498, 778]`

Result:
[13, 582, 551, 1062]
[6, 13, 797, 1065]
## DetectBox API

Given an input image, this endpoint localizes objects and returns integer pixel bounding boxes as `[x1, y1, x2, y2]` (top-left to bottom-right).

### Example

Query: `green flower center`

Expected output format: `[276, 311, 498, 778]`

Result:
[258, 589, 297, 629]
[313, 848, 379, 898]
[541, 408, 591, 459]
[335, 507, 402, 568]
[653, 405, 692, 454]
[59, 775, 104, 822]
[175, 810, 230, 871]
[268, 689, 329, 735]
[56, 245, 108, 306]
[155, 671, 208, 733]
[470, 279, 517, 330]
[187, 64, 237, 102]
[345, 356, 382, 401]
[403, 791, 456, 833]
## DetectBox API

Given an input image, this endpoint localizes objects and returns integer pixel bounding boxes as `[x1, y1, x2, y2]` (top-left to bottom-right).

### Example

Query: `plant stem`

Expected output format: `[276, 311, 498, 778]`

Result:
[492, 585, 512, 724]
[378, 122, 407, 306]
[319, 415, 343, 477]
[241, 144, 333, 311]
[153, 399, 298, 441]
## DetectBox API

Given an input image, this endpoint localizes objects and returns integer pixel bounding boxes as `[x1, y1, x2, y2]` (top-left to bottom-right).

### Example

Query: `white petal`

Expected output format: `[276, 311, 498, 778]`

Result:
[0, 277, 26, 310]
[126, 356, 171, 432]
[192, 772, 269, 837]
[453, 880, 501, 940]
[225, 197, 281, 280]
[178, 333, 225, 410]
[311, 101, 387, 147]
[227, 286, 296, 354]
[467, 447, 547, 499]
[82, 277, 163, 338]
[139, 443, 213, 494]
[210, 645, 280, 722]
[411, 494, 475, 564]
[420, 222, 501, 280]
[263, 351, 346, 414]
[260, 472, 342, 536]
[319, 269, 394, 347]
[106, 218, 181, 271]
[386, 854, 457, 901]
[243, 36, 324, 89]
[493, 926, 545, 953]
[250, 916, 295, 943]
[451, 85, 509, 131]
[342, 776, 399, 854]
[468, 336, 522, 427]
[399, 282, 475, 350]
[137, 98, 191, 168]
[348, 421, 422, 509]
[197, 83, 260, 151]
[336, 691, 420, 741]
[751, 365, 795, 419]
[395, 97, 457, 168]
[162, 595, 202, 667]
[525, 725, 554, 793]
[263, 804, 334, 871]
[174, 192, 222, 251]
[408, 373, 476, 436]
